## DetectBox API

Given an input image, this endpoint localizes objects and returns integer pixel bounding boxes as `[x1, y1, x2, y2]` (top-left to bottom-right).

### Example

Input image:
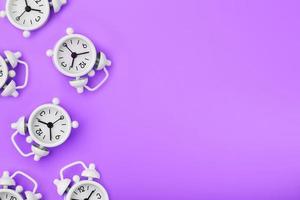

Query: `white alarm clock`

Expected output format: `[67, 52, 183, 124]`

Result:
[0, 0, 67, 38]
[0, 50, 29, 97]
[11, 97, 79, 161]
[54, 161, 109, 200]
[47, 27, 112, 94]
[0, 170, 42, 200]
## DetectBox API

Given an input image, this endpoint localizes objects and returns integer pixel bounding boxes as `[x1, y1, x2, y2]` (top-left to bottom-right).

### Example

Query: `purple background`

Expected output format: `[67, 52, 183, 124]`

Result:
[0, 0, 300, 199]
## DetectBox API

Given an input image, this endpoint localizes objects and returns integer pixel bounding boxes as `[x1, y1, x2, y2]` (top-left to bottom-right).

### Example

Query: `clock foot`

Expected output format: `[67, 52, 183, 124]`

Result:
[23, 31, 31, 38]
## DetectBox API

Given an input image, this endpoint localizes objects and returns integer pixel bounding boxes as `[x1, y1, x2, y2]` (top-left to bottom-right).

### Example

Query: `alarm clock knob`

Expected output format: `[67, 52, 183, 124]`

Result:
[0, 171, 16, 187]
[53, 178, 71, 196]
[51, 0, 67, 13]
[31, 145, 49, 161]
[11, 116, 27, 135]
[1, 80, 19, 97]
[0, 10, 6, 18]
[4, 51, 22, 68]
[95, 52, 111, 71]
[69, 78, 88, 94]
[25, 191, 42, 200]
[81, 163, 100, 180]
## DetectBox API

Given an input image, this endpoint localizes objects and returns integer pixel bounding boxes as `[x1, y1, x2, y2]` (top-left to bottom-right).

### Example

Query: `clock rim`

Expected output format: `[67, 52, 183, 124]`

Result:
[52, 34, 97, 78]
[28, 103, 72, 148]
[6, 0, 50, 31]
[0, 188, 24, 200]
[66, 180, 109, 200]
[0, 56, 8, 89]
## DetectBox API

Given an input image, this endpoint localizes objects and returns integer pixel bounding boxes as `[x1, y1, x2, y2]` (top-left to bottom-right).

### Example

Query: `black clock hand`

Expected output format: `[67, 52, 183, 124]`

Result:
[63, 43, 74, 53]
[77, 51, 90, 56]
[49, 126, 52, 141]
[37, 119, 48, 126]
[70, 57, 75, 70]
[16, 11, 26, 21]
[31, 8, 43, 13]
[86, 190, 96, 200]
[24, 0, 29, 6]
[53, 116, 64, 125]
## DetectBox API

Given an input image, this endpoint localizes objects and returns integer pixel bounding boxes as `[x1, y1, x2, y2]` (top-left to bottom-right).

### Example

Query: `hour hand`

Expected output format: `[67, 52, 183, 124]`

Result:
[77, 51, 90, 56]
[37, 118, 48, 125]
[31, 8, 43, 13]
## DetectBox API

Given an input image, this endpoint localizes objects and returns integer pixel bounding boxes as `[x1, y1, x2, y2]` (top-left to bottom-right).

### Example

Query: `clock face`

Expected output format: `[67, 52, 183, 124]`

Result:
[0, 57, 8, 88]
[6, 0, 50, 31]
[0, 189, 23, 200]
[53, 34, 97, 77]
[28, 104, 72, 148]
[67, 181, 109, 200]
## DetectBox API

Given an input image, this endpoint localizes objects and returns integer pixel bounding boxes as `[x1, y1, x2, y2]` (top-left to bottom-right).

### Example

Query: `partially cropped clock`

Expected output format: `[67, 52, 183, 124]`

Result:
[0, 0, 67, 38]
[11, 97, 79, 161]
[0, 55, 9, 89]
[47, 27, 112, 94]
[0, 189, 23, 200]
[0, 50, 29, 98]
[0, 170, 42, 200]
[54, 161, 109, 200]
[67, 181, 109, 200]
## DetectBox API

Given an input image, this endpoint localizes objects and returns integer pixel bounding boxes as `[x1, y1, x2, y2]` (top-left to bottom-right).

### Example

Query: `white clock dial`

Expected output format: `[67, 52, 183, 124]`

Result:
[67, 181, 109, 200]
[6, 0, 50, 30]
[0, 57, 8, 88]
[28, 104, 72, 148]
[0, 189, 23, 200]
[53, 34, 97, 77]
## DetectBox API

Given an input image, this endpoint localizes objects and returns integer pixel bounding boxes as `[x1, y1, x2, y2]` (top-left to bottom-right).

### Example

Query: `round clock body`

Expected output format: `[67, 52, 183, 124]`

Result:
[0, 57, 8, 88]
[66, 180, 109, 200]
[6, 0, 50, 31]
[52, 34, 97, 77]
[28, 103, 72, 148]
[0, 189, 23, 200]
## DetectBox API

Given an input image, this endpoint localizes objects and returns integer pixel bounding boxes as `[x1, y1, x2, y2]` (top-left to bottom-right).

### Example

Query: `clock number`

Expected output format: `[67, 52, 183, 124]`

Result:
[10, 197, 17, 200]
[78, 186, 85, 193]
[79, 61, 86, 69]
[35, 16, 41, 22]
[97, 193, 102, 199]
[35, 128, 43, 136]
[0, 70, 3, 77]
[40, 111, 46, 116]
[34, 0, 41, 3]
[82, 44, 88, 48]
[61, 62, 67, 68]
[55, 135, 61, 140]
